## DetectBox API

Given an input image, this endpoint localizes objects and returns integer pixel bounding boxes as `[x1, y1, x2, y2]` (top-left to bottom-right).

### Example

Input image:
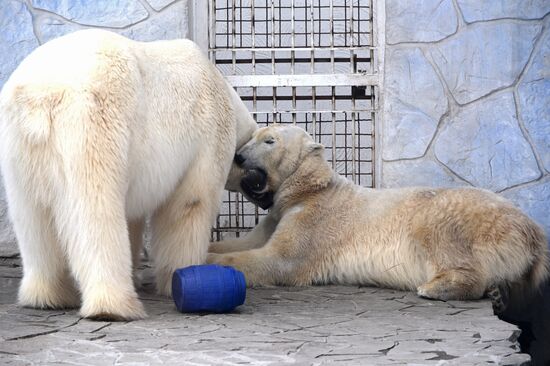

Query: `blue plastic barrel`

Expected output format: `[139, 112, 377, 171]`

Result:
[172, 264, 246, 313]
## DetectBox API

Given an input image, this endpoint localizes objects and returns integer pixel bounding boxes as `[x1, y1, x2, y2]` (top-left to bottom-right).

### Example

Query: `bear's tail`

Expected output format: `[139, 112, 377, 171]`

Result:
[524, 222, 549, 292]
[491, 223, 549, 314]
[1, 84, 63, 144]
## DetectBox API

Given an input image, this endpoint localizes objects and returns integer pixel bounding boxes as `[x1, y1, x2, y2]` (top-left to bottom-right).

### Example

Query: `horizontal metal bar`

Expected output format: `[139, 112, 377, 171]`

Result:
[241, 94, 373, 101]
[210, 46, 375, 52]
[216, 56, 370, 64]
[226, 73, 378, 87]
[248, 109, 377, 114]
[211, 227, 254, 233]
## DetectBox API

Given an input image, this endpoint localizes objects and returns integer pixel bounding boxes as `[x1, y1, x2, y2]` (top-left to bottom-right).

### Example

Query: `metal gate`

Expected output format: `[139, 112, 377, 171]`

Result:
[189, 0, 379, 239]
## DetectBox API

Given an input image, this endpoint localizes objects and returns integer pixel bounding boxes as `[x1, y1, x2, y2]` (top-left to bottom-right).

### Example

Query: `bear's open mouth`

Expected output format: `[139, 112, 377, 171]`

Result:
[240, 168, 274, 209]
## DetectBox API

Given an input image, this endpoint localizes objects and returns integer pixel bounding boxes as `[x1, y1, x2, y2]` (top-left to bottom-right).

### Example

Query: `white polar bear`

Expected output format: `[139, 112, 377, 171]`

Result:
[0, 30, 257, 320]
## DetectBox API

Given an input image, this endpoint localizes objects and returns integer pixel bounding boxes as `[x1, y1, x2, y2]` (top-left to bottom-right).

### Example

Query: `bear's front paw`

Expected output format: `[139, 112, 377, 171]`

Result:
[206, 253, 237, 266]
[208, 242, 227, 254]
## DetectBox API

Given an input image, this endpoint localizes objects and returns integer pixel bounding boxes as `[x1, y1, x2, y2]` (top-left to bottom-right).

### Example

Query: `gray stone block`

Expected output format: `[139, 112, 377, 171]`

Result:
[122, 1, 188, 41]
[382, 101, 440, 161]
[0, 0, 39, 88]
[430, 21, 541, 104]
[146, 0, 178, 12]
[434, 92, 540, 191]
[457, 0, 550, 22]
[518, 25, 550, 173]
[503, 177, 550, 241]
[381, 158, 465, 188]
[37, 1, 188, 44]
[36, 17, 84, 44]
[31, 0, 149, 28]
[386, 0, 458, 44]
[383, 47, 447, 160]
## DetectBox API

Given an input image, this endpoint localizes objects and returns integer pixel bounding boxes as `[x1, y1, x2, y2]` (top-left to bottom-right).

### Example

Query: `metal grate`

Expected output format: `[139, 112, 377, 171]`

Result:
[202, 0, 378, 240]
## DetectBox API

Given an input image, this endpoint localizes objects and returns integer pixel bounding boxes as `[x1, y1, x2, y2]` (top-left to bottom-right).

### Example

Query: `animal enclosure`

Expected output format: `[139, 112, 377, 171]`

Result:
[191, 0, 379, 239]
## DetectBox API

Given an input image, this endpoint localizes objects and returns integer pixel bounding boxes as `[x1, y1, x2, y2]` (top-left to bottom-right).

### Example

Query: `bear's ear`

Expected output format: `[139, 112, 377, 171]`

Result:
[306, 141, 324, 155]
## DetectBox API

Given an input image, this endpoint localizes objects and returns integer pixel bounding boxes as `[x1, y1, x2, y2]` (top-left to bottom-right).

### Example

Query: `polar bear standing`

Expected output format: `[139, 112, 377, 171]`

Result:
[0, 30, 256, 320]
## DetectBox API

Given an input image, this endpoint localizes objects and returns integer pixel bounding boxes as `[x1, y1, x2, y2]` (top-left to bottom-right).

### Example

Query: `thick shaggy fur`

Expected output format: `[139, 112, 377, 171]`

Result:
[208, 126, 549, 306]
[0, 30, 256, 320]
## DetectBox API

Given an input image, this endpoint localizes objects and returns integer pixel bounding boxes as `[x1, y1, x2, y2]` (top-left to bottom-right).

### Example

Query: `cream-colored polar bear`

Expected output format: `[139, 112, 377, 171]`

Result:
[0, 30, 256, 320]
[208, 125, 549, 307]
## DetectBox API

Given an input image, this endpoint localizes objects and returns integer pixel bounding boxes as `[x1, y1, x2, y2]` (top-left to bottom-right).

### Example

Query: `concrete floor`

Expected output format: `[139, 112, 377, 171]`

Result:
[0, 251, 530, 365]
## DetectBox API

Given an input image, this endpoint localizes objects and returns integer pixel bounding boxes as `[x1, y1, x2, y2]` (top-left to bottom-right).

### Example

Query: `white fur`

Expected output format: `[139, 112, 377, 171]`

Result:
[0, 30, 256, 320]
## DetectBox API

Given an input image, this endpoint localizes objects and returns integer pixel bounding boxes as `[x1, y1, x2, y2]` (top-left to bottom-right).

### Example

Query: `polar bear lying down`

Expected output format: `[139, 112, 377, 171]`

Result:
[0, 30, 256, 320]
[208, 125, 549, 308]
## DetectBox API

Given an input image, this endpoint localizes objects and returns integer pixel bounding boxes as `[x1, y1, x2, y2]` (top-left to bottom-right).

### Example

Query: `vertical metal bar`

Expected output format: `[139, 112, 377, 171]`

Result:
[278, 0, 282, 47]
[343, 0, 347, 47]
[272, 87, 277, 124]
[310, 0, 316, 138]
[253, 90, 259, 221]
[291, 0, 295, 73]
[369, 0, 375, 74]
[357, 0, 361, 46]
[230, 1, 240, 234]
[232, 0, 237, 74]
[330, 0, 334, 73]
[227, 192, 233, 234]
[240, 190, 245, 233]
[291, 0, 296, 125]
[251, 0, 256, 75]
[350, 0, 356, 183]
[369, 0, 377, 188]
[304, 1, 308, 47]
[270, 0, 276, 124]
[239, 0, 243, 48]
[265, 0, 269, 47]
[371, 85, 376, 188]
[330, 0, 336, 168]
[310, 0, 315, 49]
[209, 0, 216, 61]
[226, 0, 230, 48]
[270, 0, 275, 52]
[215, 219, 220, 241]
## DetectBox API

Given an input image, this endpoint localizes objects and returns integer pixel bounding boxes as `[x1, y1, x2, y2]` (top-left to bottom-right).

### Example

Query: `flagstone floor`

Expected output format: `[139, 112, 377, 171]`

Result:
[0, 251, 529, 365]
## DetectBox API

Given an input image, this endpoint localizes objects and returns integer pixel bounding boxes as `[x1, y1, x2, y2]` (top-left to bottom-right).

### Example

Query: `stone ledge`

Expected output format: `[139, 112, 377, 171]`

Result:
[0, 257, 529, 365]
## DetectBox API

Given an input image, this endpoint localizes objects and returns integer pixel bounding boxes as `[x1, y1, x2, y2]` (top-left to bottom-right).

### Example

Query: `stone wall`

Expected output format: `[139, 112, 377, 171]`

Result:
[381, 0, 550, 239]
[0, 0, 189, 252]
[1, 0, 549, 250]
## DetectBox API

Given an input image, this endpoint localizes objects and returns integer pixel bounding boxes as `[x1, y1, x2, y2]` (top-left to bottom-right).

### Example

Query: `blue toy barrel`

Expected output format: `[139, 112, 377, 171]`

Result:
[172, 264, 246, 313]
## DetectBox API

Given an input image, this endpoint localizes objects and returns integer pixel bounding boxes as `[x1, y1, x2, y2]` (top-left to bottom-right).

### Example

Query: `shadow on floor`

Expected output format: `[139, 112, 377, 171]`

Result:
[499, 283, 550, 366]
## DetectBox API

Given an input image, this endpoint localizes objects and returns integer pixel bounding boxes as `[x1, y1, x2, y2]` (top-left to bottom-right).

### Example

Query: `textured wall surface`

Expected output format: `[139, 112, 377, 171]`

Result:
[1, 0, 549, 247]
[0, 0, 188, 252]
[381, 0, 550, 239]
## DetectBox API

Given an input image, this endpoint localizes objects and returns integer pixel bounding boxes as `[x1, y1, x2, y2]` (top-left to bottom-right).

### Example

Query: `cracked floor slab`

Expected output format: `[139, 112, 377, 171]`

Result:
[0, 256, 530, 365]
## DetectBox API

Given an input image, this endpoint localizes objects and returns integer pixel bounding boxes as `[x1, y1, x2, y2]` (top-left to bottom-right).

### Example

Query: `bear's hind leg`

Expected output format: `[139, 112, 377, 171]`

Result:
[417, 268, 486, 301]
[54, 110, 146, 320]
[3, 173, 79, 309]
[57, 181, 146, 320]
[151, 162, 224, 296]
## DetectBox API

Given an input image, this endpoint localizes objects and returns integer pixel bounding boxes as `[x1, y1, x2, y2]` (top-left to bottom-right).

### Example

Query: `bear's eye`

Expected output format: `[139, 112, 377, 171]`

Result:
[265, 138, 275, 145]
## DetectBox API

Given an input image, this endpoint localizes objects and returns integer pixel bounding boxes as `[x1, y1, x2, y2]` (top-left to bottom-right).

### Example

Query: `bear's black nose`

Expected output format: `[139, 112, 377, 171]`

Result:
[234, 153, 246, 166]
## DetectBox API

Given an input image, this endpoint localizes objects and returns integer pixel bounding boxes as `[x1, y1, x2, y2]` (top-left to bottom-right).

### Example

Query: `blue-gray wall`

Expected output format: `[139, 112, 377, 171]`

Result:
[381, 0, 550, 241]
[0, 0, 548, 252]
